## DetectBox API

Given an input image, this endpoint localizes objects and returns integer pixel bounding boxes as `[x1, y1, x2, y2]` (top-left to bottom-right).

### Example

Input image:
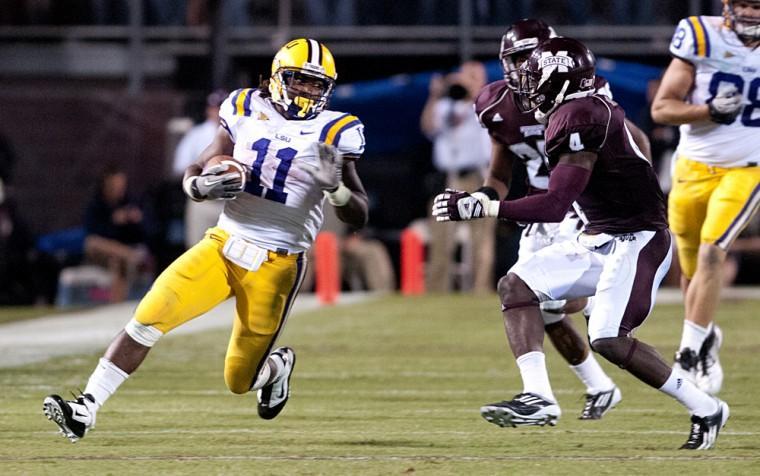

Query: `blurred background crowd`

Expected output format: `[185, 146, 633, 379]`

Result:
[1, 0, 757, 307]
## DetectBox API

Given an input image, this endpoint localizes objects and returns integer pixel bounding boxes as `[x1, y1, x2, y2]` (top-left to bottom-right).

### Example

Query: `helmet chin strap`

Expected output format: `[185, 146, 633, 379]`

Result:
[534, 79, 570, 124]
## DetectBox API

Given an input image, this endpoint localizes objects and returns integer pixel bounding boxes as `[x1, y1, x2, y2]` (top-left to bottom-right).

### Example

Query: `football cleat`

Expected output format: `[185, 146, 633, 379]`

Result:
[579, 386, 622, 420]
[696, 325, 723, 395]
[674, 347, 699, 383]
[42, 393, 96, 443]
[257, 347, 296, 420]
[480, 393, 561, 428]
[680, 398, 729, 450]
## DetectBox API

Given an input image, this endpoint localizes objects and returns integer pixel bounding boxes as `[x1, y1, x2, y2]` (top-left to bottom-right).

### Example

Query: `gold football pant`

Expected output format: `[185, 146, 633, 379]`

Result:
[133, 227, 306, 393]
[668, 156, 760, 279]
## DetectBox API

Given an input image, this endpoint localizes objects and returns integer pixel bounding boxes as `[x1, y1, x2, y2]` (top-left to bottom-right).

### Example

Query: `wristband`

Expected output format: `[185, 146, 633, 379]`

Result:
[475, 186, 499, 201]
[470, 191, 500, 218]
[325, 182, 351, 206]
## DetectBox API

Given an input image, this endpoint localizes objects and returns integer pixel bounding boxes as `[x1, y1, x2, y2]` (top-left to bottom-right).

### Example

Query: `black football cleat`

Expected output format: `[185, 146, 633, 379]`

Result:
[480, 392, 561, 428]
[43, 393, 96, 442]
[579, 386, 622, 420]
[257, 347, 296, 420]
[680, 398, 729, 450]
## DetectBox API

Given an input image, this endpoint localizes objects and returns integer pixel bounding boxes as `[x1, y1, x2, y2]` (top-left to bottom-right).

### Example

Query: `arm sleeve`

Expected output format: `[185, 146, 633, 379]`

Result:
[496, 163, 591, 223]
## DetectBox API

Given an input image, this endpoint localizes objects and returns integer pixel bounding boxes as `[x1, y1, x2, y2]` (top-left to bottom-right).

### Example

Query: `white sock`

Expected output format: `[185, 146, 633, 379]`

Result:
[516, 351, 556, 403]
[83, 358, 129, 411]
[679, 320, 712, 352]
[570, 353, 615, 395]
[659, 370, 718, 417]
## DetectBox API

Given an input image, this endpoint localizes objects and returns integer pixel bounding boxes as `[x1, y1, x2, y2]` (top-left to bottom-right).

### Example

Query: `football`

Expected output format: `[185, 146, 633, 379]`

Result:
[202, 155, 247, 188]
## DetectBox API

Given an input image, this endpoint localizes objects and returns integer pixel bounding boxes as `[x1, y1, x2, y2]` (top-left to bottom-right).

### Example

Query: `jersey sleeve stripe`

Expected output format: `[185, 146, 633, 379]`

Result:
[330, 119, 362, 147]
[319, 113, 350, 142]
[234, 88, 253, 116]
[696, 16, 711, 57]
[687, 16, 708, 57]
[323, 116, 360, 146]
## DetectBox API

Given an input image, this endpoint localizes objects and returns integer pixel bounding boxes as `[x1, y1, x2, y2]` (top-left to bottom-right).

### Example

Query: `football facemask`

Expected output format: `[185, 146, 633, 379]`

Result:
[724, 0, 760, 41]
[275, 69, 335, 120]
[269, 38, 338, 120]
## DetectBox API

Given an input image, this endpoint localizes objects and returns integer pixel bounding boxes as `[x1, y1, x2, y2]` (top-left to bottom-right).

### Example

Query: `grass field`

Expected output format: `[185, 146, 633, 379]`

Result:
[1, 294, 759, 475]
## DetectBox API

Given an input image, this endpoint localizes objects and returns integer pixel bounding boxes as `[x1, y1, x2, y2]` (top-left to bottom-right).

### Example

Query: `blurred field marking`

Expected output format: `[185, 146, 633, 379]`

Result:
[2, 454, 759, 462]
[0, 292, 376, 368]
[1, 287, 757, 368]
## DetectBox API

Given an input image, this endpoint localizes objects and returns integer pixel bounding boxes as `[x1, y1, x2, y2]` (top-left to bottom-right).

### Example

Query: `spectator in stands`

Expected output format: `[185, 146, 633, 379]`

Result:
[83, 164, 152, 302]
[0, 174, 38, 304]
[421, 61, 494, 293]
[173, 89, 227, 248]
[301, 205, 395, 293]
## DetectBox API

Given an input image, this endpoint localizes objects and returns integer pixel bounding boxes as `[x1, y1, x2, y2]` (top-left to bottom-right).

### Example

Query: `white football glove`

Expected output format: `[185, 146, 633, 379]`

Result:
[708, 87, 743, 125]
[301, 142, 343, 192]
[431, 188, 498, 222]
[184, 163, 245, 201]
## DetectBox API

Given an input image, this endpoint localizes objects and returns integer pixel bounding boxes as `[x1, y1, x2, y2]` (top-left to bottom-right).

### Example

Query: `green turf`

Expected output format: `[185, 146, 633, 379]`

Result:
[0, 306, 58, 325]
[1, 294, 758, 475]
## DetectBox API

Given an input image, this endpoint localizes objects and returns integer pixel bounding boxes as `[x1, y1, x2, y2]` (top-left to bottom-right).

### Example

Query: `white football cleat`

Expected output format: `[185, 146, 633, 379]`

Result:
[696, 325, 723, 395]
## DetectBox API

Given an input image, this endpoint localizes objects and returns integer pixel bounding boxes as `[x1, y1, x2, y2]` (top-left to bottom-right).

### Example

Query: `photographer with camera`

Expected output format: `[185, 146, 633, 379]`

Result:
[421, 61, 494, 293]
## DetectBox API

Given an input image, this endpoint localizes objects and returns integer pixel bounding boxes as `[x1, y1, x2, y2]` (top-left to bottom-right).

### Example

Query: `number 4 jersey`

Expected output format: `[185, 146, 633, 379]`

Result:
[670, 15, 760, 167]
[217, 88, 365, 252]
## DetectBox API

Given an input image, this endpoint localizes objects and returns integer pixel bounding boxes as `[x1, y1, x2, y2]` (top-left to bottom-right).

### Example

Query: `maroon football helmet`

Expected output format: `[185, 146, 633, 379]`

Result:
[500, 18, 557, 90]
[516, 37, 596, 121]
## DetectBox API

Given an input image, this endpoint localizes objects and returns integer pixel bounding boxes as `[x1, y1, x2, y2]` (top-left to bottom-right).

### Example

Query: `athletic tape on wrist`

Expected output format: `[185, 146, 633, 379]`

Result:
[325, 182, 351, 206]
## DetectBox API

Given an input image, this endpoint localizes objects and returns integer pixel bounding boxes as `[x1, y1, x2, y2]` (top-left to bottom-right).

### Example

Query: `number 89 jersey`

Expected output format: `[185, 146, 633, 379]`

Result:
[217, 88, 365, 253]
[670, 15, 760, 167]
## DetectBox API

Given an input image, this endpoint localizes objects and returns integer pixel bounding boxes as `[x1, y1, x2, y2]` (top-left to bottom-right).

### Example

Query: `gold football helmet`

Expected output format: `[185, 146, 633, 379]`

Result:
[269, 38, 337, 120]
[723, 0, 760, 40]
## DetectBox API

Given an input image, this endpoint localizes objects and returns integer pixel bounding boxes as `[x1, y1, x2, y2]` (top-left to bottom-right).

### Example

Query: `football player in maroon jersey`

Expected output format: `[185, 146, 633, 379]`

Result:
[474, 18, 633, 421]
[433, 37, 728, 450]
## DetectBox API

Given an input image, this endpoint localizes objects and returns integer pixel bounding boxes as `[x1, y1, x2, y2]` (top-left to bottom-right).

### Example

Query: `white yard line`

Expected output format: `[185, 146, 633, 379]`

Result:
[0, 292, 373, 368]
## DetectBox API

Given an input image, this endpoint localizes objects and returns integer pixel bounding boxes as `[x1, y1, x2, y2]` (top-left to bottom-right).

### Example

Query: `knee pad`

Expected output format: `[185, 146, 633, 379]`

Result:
[124, 318, 164, 347]
[540, 300, 567, 325]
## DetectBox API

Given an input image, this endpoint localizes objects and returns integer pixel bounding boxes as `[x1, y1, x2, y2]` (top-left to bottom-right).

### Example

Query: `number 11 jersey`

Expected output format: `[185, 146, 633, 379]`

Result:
[217, 88, 365, 252]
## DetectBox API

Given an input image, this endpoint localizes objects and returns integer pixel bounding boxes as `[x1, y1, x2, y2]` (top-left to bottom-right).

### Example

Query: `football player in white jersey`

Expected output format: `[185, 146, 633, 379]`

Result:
[651, 0, 760, 395]
[42, 38, 369, 442]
